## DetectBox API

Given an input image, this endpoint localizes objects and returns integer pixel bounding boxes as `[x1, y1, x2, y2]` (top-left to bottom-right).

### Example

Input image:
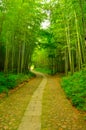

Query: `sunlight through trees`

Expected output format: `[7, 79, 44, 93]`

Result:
[0, 0, 86, 75]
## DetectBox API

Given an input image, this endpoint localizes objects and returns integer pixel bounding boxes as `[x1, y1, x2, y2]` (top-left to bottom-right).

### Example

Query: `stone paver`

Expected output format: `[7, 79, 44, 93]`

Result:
[18, 74, 47, 130]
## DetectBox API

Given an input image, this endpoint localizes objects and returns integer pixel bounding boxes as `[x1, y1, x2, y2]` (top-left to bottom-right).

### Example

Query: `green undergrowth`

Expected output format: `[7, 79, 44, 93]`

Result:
[0, 71, 35, 94]
[35, 67, 51, 74]
[61, 69, 86, 111]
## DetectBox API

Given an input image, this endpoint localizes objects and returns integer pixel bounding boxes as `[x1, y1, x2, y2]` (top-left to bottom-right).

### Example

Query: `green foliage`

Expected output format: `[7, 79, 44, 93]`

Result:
[0, 86, 8, 94]
[35, 67, 51, 74]
[6, 74, 18, 89]
[32, 48, 49, 69]
[0, 72, 34, 94]
[61, 70, 86, 110]
[0, 0, 45, 73]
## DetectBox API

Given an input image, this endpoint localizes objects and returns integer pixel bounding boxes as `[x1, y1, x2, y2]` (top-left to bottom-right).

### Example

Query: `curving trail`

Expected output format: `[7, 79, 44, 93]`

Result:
[17, 72, 86, 130]
[18, 72, 47, 130]
[0, 72, 86, 130]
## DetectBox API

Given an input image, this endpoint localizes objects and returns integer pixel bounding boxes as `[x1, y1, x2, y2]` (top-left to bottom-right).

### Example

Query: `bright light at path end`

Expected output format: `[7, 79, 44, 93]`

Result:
[46, 0, 50, 3]
[41, 20, 50, 29]
[41, 0, 50, 4]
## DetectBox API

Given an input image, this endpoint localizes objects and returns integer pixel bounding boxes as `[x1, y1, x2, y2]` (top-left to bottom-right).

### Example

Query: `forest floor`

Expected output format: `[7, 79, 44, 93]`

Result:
[0, 73, 86, 130]
[42, 75, 86, 130]
[0, 76, 42, 130]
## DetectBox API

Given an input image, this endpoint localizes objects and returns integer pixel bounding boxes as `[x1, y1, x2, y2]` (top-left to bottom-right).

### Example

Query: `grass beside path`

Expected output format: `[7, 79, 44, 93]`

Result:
[42, 75, 86, 130]
[0, 76, 42, 130]
[61, 70, 86, 111]
[0, 72, 35, 94]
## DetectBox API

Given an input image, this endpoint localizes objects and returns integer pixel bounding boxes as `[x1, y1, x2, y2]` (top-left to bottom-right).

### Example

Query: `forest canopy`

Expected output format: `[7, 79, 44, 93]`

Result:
[0, 0, 86, 75]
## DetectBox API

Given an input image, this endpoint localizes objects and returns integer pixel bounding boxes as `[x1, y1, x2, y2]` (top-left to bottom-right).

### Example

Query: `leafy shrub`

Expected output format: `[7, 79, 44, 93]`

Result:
[6, 74, 18, 89]
[61, 70, 86, 111]
[0, 72, 34, 94]
[0, 86, 8, 94]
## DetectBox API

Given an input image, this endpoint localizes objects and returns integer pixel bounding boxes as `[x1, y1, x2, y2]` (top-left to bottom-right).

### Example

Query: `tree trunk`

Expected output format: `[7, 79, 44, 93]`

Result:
[74, 11, 82, 71]
[4, 41, 9, 73]
[79, 0, 86, 63]
[17, 45, 21, 74]
[65, 47, 68, 75]
[21, 33, 26, 73]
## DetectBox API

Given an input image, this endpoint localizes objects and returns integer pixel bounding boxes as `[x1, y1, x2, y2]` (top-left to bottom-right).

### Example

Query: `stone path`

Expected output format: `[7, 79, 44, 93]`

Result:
[41, 75, 86, 130]
[18, 73, 47, 130]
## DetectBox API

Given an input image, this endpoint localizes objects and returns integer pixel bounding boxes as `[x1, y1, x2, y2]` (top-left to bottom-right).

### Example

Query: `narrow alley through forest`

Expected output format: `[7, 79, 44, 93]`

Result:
[0, 72, 86, 130]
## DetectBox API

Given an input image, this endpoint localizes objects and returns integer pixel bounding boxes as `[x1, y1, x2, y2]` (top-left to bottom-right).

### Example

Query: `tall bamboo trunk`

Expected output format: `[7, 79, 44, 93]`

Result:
[74, 11, 82, 71]
[79, 0, 86, 63]
[17, 45, 21, 74]
[11, 39, 15, 72]
[21, 34, 25, 73]
[65, 21, 74, 74]
[65, 47, 68, 75]
[4, 41, 9, 73]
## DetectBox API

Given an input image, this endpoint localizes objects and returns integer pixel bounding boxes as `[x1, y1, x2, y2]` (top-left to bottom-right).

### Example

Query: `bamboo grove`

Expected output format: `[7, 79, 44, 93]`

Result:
[0, 0, 86, 75]
[49, 0, 86, 75]
[37, 0, 86, 75]
[0, 0, 44, 73]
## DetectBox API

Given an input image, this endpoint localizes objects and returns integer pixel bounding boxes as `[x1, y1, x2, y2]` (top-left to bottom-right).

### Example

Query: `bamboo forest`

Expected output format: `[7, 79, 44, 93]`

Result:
[0, 0, 86, 130]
